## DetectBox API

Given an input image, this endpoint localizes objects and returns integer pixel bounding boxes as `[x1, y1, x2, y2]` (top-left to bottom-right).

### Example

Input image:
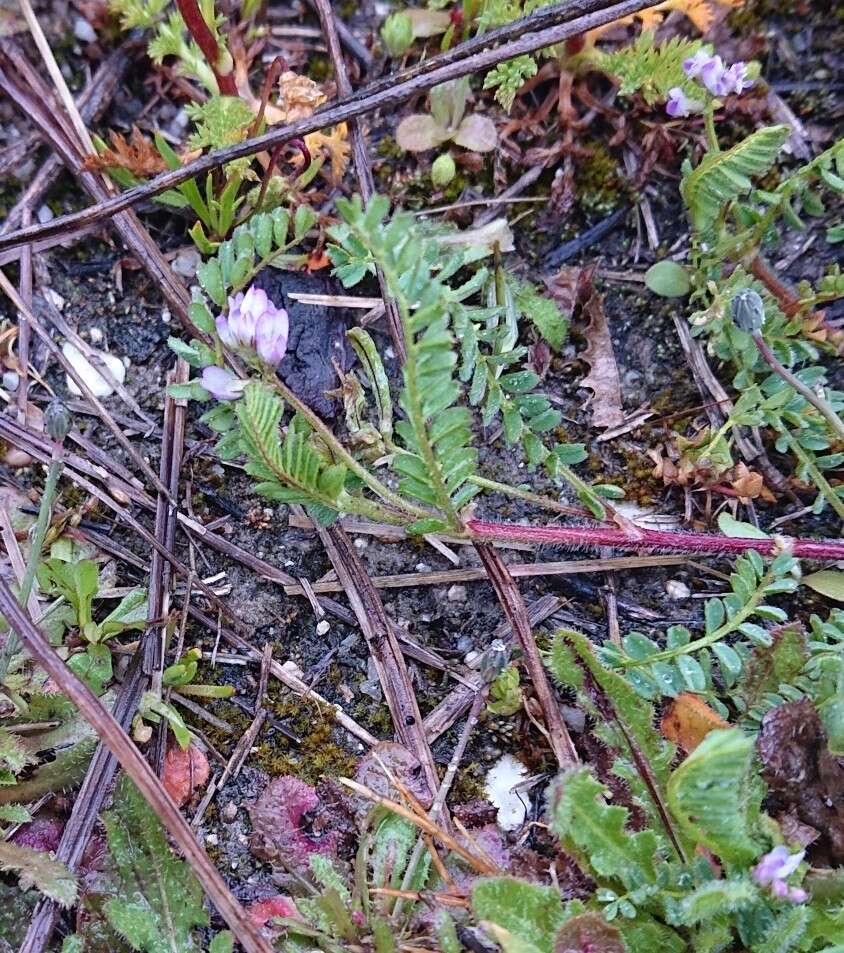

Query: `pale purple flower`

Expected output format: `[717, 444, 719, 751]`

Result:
[682, 49, 754, 99]
[666, 87, 704, 118]
[216, 285, 289, 368]
[753, 846, 808, 904]
[201, 365, 247, 401]
[683, 49, 715, 81]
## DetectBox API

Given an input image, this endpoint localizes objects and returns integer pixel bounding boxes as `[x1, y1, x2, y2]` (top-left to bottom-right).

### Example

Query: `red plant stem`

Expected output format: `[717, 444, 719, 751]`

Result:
[175, 0, 237, 96]
[466, 519, 844, 561]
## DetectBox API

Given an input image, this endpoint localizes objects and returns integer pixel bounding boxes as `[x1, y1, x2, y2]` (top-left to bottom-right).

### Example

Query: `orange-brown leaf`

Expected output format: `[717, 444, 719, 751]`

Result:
[661, 693, 729, 753]
[162, 742, 210, 807]
[86, 126, 168, 177]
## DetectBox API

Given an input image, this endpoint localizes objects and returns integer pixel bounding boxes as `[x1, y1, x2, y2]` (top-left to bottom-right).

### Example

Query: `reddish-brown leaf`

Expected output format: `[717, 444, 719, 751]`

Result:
[85, 126, 169, 177]
[161, 742, 210, 808]
[660, 693, 729, 753]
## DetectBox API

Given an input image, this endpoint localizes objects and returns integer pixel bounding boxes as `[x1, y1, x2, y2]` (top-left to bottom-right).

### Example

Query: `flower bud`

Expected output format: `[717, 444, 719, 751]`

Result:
[431, 153, 456, 187]
[731, 289, 766, 334]
[44, 398, 71, 443]
[381, 12, 413, 58]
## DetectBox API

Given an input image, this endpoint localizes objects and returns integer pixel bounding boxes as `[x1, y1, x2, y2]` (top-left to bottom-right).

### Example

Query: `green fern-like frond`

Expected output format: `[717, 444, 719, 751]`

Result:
[108, 0, 169, 29]
[483, 55, 538, 111]
[597, 33, 704, 104]
[235, 383, 347, 524]
[185, 96, 255, 150]
[681, 125, 791, 231]
[667, 728, 760, 867]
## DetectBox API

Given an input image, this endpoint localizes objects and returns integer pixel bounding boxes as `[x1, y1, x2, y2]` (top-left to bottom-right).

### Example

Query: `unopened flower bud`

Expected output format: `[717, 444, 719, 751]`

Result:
[731, 289, 766, 334]
[44, 398, 71, 443]
[431, 153, 456, 188]
[381, 12, 413, 59]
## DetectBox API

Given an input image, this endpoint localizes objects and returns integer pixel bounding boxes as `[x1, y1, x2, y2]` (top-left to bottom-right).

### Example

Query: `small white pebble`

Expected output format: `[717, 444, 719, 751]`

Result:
[353, 536, 368, 551]
[2, 371, 19, 392]
[43, 288, 65, 311]
[447, 584, 467, 603]
[88, 327, 103, 343]
[385, 346, 395, 359]
[171, 249, 201, 279]
[37, 205, 54, 224]
[281, 660, 303, 678]
[205, 832, 219, 846]
[464, 650, 480, 666]
[415, 562, 430, 573]
[316, 620, 330, 636]
[666, 579, 691, 600]
[73, 17, 97, 42]
[63, 342, 126, 398]
[161, 307, 172, 325]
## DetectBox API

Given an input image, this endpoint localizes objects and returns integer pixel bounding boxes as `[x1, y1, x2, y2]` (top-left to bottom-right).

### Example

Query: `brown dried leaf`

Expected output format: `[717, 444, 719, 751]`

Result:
[661, 693, 729, 753]
[85, 127, 168, 177]
[578, 285, 625, 429]
[554, 913, 625, 953]
[758, 699, 844, 862]
[275, 71, 326, 123]
[161, 742, 209, 807]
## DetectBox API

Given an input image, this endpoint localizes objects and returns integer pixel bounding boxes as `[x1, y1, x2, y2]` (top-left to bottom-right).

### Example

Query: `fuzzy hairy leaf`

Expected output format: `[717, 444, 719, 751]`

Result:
[682, 125, 791, 231]
[103, 775, 208, 952]
[472, 878, 568, 953]
[549, 767, 660, 891]
[513, 280, 568, 351]
[678, 878, 757, 925]
[666, 729, 759, 866]
[0, 726, 34, 785]
[0, 841, 77, 906]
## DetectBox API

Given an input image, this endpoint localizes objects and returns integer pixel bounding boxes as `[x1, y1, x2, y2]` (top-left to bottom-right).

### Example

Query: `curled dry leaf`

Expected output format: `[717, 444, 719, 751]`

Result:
[85, 127, 168, 177]
[660, 693, 729, 753]
[406, 8, 452, 37]
[161, 742, 210, 808]
[578, 282, 625, 429]
[757, 699, 844, 862]
[249, 775, 339, 873]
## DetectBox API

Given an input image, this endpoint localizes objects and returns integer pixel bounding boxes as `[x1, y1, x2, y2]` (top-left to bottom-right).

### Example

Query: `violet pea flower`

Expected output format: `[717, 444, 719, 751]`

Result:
[666, 87, 704, 118]
[216, 285, 289, 368]
[752, 846, 808, 904]
[201, 365, 247, 402]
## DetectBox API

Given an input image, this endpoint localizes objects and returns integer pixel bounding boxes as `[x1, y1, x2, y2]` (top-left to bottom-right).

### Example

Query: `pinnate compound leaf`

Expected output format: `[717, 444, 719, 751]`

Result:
[667, 728, 759, 865]
[681, 125, 791, 231]
[0, 841, 77, 906]
[103, 775, 208, 952]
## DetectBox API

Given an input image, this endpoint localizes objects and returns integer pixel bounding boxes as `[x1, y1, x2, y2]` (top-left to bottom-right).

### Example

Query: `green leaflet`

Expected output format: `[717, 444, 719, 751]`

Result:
[549, 767, 661, 891]
[236, 383, 345, 518]
[666, 729, 759, 867]
[678, 878, 758, 925]
[682, 125, 791, 231]
[103, 775, 208, 953]
[471, 878, 570, 953]
[0, 841, 77, 906]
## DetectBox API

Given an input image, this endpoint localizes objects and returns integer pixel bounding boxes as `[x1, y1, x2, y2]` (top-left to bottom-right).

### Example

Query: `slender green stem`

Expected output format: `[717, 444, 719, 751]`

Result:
[623, 566, 774, 668]
[783, 430, 844, 523]
[268, 375, 431, 521]
[0, 443, 64, 680]
[703, 105, 720, 152]
[467, 474, 583, 517]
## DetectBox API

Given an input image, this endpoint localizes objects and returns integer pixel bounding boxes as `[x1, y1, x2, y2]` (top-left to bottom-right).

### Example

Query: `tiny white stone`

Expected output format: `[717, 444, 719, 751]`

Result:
[171, 248, 201, 278]
[415, 562, 430, 573]
[161, 308, 172, 325]
[88, 327, 103, 343]
[205, 832, 219, 846]
[37, 205, 54, 224]
[2, 371, 19, 392]
[281, 660, 304, 678]
[354, 536, 368, 550]
[464, 650, 479, 666]
[63, 342, 126, 398]
[316, 620, 330, 636]
[485, 754, 530, 831]
[73, 17, 97, 43]
[666, 579, 691, 600]
[447, 584, 467, 603]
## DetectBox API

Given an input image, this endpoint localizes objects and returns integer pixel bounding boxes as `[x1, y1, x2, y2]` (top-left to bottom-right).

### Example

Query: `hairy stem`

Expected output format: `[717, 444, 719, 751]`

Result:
[782, 430, 844, 523]
[466, 517, 844, 560]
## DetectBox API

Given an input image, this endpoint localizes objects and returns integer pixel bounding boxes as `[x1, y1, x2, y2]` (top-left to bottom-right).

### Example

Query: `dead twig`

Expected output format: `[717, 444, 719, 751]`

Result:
[0, 0, 659, 255]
